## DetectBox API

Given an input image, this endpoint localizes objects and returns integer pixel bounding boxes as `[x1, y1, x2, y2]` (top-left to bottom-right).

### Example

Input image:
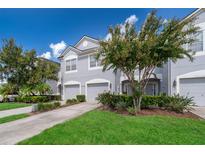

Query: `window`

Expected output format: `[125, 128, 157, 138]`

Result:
[66, 58, 77, 72]
[188, 31, 203, 52]
[89, 55, 102, 68]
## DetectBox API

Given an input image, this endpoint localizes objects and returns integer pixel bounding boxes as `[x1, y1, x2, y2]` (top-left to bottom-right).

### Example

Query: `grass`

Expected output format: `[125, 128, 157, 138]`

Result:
[18, 110, 205, 145]
[0, 113, 29, 124]
[0, 103, 30, 111]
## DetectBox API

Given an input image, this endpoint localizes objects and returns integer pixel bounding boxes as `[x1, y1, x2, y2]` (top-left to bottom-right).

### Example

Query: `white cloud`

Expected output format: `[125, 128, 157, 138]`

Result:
[39, 51, 52, 59]
[125, 15, 138, 25]
[49, 41, 66, 58]
[163, 19, 168, 24]
[105, 33, 112, 41]
[104, 15, 138, 40]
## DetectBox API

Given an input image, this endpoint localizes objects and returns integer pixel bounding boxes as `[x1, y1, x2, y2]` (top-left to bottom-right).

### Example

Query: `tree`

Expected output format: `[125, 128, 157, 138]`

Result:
[98, 10, 198, 112]
[0, 38, 59, 95]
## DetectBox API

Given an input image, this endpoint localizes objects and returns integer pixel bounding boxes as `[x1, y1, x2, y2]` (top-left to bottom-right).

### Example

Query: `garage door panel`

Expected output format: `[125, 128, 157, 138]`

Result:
[65, 85, 80, 100]
[87, 83, 108, 102]
[180, 78, 205, 106]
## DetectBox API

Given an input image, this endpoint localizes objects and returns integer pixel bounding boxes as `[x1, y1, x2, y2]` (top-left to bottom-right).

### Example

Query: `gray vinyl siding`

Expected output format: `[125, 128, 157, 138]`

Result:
[61, 54, 116, 99]
[170, 55, 205, 94]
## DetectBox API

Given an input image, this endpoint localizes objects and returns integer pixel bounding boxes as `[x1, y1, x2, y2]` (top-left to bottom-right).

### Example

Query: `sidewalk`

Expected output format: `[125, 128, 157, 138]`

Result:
[0, 102, 100, 145]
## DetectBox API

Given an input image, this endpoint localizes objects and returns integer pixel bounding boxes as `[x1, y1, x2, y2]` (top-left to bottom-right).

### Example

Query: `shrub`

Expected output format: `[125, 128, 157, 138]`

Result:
[16, 96, 49, 103]
[97, 92, 132, 109]
[37, 101, 61, 112]
[66, 98, 79, 105]
[164, 94, 195, 113]
[97, 92, 194, 113]
[76, 95, 86, 102]
[38, 103, 53, 111]
[127, 107, 136, 115]
[48, 95, 61, 101]
[53, 101, 61, 108]
[115, 101, 128, 111]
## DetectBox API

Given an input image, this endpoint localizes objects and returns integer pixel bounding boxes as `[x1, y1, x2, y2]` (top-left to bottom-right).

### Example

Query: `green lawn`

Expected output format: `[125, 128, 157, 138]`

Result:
[0, 113, 29, 124]
[0, 103, 30, 111]
[19, 110, 205, 145]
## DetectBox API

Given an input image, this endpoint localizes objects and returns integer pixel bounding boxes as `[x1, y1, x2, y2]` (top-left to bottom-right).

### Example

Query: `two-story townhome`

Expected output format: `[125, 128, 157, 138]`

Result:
[169, 8, 205, 106]
[59, 8, 205, 106]
[58, 36, 168, 102]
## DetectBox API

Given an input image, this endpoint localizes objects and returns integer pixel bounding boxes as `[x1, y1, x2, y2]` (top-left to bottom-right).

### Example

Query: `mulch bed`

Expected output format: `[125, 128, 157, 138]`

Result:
[99, 106, 202, 120]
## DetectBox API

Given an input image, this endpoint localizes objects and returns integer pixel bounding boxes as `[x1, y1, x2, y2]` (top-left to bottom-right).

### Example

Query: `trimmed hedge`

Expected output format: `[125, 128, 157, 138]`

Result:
[16, 95, 61, 103]
[16, 96, 49, 103]
[97, 92, 195, 113]
[38, 101, 61, 112]
[76, 95, 86, 102]
[66, 98, 78, 105]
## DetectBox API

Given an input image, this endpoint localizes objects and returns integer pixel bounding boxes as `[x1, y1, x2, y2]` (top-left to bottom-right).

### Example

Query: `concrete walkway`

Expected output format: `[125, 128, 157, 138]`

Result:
[191, 107, 205, 119]
[0, 102, 100, 145]
[0, 106, 32, 118]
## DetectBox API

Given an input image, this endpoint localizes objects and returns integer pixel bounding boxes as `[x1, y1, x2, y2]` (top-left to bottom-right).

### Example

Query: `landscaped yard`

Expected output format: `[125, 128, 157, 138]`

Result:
[0, 113, 29, 124]
[19, 110, 205, 145]
[0, 103, 30, 111]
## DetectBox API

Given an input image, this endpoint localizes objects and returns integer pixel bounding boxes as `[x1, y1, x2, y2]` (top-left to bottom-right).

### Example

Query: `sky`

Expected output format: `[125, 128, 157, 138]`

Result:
[0, 8, 196, 61]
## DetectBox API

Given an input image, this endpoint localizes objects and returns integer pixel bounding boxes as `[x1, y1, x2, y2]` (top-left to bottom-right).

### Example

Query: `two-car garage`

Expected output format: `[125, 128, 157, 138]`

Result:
[177, 70, 205, 106]
[64, 79, 111, 102]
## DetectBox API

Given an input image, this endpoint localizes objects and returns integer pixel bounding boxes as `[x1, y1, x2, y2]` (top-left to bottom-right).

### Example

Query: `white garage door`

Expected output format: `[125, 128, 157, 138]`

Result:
[180, 78, 205, 106]
[65, 85, 80, 100]
[87, 83, 109, 102]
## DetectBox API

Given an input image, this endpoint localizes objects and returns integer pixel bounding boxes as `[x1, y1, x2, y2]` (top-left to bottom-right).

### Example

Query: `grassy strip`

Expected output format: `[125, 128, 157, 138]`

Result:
[0, 103, 30, 111]
[0, 114, 29, 124]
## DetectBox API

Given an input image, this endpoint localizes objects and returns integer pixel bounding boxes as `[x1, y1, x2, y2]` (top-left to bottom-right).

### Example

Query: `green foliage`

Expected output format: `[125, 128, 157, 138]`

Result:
[164, 94, 195, 113]
[16, 96, 49, 103]
[0, 83, 18, 98]
[48, 95, 61, 101]
[127, 107, 136, 115]
[37, 101, 61, 112]
[66, 98, 78, 104]
[0, 39, 59, 95]
[76, 95, 86, 102]
[98, 10, 199, 111]
[97, 92, 194, 113]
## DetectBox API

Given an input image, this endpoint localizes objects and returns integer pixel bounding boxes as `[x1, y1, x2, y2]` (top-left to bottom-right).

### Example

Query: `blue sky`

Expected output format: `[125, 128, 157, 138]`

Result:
[0, 8, 195, 61]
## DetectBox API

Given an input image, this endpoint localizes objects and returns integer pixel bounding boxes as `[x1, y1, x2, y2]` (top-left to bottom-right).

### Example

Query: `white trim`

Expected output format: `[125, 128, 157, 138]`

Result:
[176, 69, 205, 93]
[64, 80, 81, 85]
[64, 54, 77, 60]
[85, 78, 111, 100]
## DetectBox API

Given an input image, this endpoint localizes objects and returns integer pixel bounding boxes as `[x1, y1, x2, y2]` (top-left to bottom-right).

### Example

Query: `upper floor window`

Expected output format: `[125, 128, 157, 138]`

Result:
[66, 58, 77, 72]
[89, 55, 102, 69]
[188, 31, 203, 52]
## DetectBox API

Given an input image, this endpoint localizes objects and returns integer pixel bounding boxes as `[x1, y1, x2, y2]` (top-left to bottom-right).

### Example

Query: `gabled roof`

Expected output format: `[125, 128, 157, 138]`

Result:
[58, 45, 82, 58]
[74, 35, 99, 48]
[181, 8, 204, 23]
[58, 35, 99, 59]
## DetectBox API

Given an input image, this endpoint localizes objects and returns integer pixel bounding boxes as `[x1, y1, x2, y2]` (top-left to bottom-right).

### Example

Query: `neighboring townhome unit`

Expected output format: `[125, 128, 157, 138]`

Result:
[58, 36, 119, 102]
[169, 8, 205, 106]
[58, 36, 168, 102]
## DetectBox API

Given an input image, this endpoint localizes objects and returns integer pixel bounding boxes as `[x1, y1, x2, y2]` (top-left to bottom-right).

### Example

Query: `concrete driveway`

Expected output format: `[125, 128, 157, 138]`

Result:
[0, 102, 100, 145]
[191, 107, 205, 119]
